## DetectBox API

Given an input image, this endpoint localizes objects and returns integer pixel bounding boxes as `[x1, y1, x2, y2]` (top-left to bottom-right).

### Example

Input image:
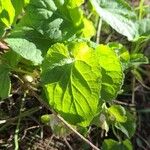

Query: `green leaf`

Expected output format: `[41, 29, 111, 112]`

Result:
[115, 111, 136, 138]
[78, 18, 96, 38]
[0, 0, 15, 27]
[5, 38, 43, 65]
[96, 45, 123, 101]
[69, 7, 83, 27]
[10, 0, 95, 44]
[90, 0, 138, 40]
[67, 0, 84, 8]
[41, 114, 51, 124]
[9, 27, 52, 55]
[24, 0, 30, 5]
[0, 64, 11, 99]
[102, 139, 133, 150]
[108, 105, 127, 123]
[48, 114, 73, 137]
[137, 18, 150, 39]
[108, 43, 130, 70]
[2, 51, 21, 67]
[0, 22, 5, 37]
[11, 0, 24, 20]
[130, 53, 149, 66]
[42, 42, 101, 126]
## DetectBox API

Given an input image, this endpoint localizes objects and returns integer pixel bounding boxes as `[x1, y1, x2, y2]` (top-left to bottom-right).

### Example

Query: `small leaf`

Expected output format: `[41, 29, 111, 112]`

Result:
[0, 64, 11, 99]
[115, 111, 136, 138]
[67, 0, 84, 8]
[11, 0, 25, 20]
[108, 43, 130, 70]
[5, 38, 43, 65]
[102, 139, 133, 150]
[136, 18, 150, 40]
[0, 0, 15, 27]
[41, 114, 51, 124]
[3, 51, 21, 67]
[78, 18, 96, 38]
[108, 105, 127, 123]
[42, 42, 101, 126]
[130, 53, 149, 66]
[96, 45, 123, 101]
[48, 114, 72, 137]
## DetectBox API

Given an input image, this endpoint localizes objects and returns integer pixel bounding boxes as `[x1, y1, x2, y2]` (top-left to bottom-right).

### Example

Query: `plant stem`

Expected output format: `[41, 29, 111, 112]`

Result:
[139, 0, 145, 20]
[131, 74, 136, 115]
[96, 17, 102, 44]
[136, 133, 150, 148]
[132, 76, 136, 104]
[13, 68, 33, 76]
[112, 100, 136, 107]
[112, 125, 121, 142]
[30, 89, 101, 150]
[14, 93, 26, 150]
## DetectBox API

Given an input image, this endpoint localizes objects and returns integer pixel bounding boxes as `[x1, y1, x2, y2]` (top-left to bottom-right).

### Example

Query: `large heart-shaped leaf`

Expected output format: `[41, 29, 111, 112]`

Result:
[42, 42, 101, 126]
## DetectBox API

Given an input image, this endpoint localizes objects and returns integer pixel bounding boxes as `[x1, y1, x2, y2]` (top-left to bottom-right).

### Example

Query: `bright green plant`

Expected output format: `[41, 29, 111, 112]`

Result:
[0, 0, 149, 149]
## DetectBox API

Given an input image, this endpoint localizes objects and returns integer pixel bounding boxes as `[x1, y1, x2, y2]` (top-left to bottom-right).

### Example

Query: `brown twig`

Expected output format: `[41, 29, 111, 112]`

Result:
[112, 100, 136, 107]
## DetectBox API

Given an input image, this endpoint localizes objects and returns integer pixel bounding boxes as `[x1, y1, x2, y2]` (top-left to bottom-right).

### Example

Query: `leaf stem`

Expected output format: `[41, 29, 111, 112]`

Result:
[139, 0, 145, 20]
[96, 17, 102, 44]
[112, 100, 136, 107]
[14, 93, 26, 150]
[112, 125, 121, 142]
[13, 68, 33, 76]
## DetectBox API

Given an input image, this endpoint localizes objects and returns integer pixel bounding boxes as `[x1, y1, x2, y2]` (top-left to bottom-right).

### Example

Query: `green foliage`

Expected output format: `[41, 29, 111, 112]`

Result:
[0, 0, 15, 27]
[5, 38, 43, 65]
[0, 64, 11, 99]
[115, 111, 136, 138]
[67, 0, 84, 8]
[10, 0, 24, 20]
[108, 105, 127, 123]
[41, 114, 51, 124]
[2, 51, 21, 68]
[10, 0, 95, 43]
[47, 114, 72, 137]
[108, 43, 149, 69]
[137, 18, 150, 39]
[89, 0, 150, 42]
[42, 42, 102, 126]
[108, 43, 130, 70]
[0, 0, 149, 149]
[102, 139, 133, 150]
[96, 45, 123, 101]
[130, 53, 149, 66]
[90, 0, 138, 41]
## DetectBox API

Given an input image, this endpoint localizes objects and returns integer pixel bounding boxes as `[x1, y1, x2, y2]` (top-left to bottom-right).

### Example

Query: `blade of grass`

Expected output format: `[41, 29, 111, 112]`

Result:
[14, 92, 26, 150]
